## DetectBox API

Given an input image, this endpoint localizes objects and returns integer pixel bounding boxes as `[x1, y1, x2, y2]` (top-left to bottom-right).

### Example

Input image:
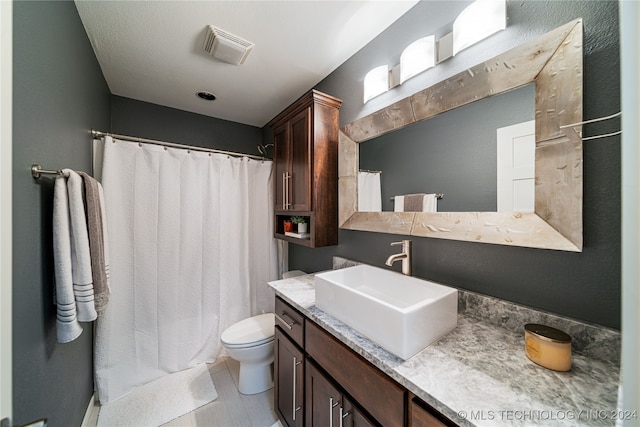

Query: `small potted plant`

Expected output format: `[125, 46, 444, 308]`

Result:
[291, 216, 308, 234]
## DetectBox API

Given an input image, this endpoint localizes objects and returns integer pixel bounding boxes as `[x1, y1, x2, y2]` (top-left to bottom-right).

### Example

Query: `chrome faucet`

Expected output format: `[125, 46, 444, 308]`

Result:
[385, 240, 412, 276]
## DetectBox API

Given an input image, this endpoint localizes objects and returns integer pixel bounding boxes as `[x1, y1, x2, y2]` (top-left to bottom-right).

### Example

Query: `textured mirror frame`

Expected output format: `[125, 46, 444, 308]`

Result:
[339, 19, 583, 252]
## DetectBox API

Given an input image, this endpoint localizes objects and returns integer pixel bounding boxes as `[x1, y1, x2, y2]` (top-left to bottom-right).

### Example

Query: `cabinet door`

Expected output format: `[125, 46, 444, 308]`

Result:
[289, 108, 312, 211]
[305, 360, 341, 427]
[306, 361, 377, 427]
[306, 321, 405, 427]
[273, 122, 290, 211]
[342, 396, 377, 427]
[275, 327, 304, 427]
[409, 398, 449, 427]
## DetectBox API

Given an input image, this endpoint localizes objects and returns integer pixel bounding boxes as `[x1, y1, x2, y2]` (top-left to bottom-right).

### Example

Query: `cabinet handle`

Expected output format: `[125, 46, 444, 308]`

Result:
[275, 312, 295, 330]
[329, 397, 339, 427]
[292, 357, 302, 421]
[285, 172, 291, 209]
[339, 407, 351, 427]
[282, 172, 287, 209]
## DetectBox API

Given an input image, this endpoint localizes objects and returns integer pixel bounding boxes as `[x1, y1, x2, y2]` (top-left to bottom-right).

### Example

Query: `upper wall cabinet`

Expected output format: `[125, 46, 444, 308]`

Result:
[269, 90, 342, 248]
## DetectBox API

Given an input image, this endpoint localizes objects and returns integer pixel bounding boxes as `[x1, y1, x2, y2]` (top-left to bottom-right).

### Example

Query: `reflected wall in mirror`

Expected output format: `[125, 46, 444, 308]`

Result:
[338, 19, 583, 251]
[358, 83, 535, 213]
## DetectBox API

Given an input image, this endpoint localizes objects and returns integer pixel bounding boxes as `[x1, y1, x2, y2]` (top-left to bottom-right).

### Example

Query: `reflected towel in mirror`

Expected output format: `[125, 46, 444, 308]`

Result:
[394, 193, 437, 212]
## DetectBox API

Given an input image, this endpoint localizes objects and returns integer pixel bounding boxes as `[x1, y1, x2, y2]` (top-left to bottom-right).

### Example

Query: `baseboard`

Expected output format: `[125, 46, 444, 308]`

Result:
[80, 393, 99, 427]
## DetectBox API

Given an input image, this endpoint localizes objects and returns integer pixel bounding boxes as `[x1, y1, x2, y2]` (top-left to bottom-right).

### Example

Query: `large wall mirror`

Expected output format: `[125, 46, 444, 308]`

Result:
[338, 19, 583, 251]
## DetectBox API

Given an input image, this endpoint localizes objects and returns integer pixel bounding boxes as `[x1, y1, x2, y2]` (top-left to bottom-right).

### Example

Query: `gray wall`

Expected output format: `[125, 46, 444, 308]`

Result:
[290, 0, 621, 329]
[12, 2, 111, 427]
[111, 95, 263, 156]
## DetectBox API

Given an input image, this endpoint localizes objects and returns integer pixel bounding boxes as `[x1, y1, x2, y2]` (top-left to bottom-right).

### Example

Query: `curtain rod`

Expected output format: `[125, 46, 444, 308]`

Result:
[91, 130, 267, 161]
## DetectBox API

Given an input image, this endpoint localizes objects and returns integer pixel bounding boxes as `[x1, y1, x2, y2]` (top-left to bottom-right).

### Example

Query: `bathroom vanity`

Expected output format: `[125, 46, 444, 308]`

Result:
[275, 295, 444, 427]
[270, 271, 621, 427]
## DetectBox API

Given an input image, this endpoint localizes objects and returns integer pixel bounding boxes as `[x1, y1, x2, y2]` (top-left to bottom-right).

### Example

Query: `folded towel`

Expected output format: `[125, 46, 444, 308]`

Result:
[394, 193, 438, 212]
[53, 175, 83, 343]
[404, 194, 425, 212]
[423, 193, 437, 212]
[65, 169, 97, 322]
[79, 172, 110, 313]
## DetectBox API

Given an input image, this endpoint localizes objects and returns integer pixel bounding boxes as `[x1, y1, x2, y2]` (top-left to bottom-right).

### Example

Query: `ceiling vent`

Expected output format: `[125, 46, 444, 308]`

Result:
[203, 25, 254, 65]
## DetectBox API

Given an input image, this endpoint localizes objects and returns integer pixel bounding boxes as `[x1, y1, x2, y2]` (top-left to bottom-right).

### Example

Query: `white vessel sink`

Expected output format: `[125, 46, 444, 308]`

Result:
[315, 265, 458, 360]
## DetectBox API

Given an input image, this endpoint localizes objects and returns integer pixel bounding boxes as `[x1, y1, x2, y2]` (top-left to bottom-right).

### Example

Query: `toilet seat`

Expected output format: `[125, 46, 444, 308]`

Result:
[221, 313, 275, 349]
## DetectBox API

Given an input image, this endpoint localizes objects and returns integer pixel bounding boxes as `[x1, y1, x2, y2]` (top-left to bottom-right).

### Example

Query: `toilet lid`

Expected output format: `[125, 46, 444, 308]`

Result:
[221, 313, 275, 347]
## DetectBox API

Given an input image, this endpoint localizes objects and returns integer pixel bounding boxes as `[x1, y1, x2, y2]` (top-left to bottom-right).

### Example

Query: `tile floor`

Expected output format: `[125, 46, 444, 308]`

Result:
[89, 357, 280, 427]
[162, 357, 279, 427]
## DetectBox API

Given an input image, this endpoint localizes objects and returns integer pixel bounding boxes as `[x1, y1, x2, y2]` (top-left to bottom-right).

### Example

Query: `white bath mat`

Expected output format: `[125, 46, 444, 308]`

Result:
[97, 364, 218, 427]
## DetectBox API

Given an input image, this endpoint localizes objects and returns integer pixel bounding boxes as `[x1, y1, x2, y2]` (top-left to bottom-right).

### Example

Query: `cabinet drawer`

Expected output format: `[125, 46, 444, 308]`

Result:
[275, 297, 305, 348]
[306, 321, 405, 427]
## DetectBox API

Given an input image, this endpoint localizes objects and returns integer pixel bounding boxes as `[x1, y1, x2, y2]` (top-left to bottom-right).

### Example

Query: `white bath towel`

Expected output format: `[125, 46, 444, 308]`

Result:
[394, 193, 438, 212]
[358, 171, 382, 212]
[65, 169, 98, 322]
[53, 175, 83, 343]
[423, 193, 437, 212]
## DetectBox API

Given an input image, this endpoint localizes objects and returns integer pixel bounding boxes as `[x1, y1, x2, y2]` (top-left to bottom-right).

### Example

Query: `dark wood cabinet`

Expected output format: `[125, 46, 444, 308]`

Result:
[305, 320, 405, 427]
[305, 360, 376, 427]
[343, 396, 378, 427]
[273, 108, 312, 212]
[274, 296, 455, 427]
[305, 359, 340, 427]
[275, 327, 304, 427]
[409, 397, 456, 427]
[268, 90, 342, 248]
[274, 297, 306, 427]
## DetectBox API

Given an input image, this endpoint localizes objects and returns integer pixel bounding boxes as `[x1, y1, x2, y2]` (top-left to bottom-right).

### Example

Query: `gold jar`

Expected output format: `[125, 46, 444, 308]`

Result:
[524, 324, 572, 371]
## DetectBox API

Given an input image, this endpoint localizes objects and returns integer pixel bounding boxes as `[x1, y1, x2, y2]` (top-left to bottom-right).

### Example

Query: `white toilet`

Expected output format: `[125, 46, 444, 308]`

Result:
[221, 312, 275, 395]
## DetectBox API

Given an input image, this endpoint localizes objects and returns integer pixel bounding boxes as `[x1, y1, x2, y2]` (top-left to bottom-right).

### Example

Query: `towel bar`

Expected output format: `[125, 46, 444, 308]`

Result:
[31, 164, 66, 179]
[391, 193, 444, 201]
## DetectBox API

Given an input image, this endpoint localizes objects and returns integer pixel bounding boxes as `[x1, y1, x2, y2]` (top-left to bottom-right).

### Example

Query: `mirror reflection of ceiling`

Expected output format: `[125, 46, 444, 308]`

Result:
[359, 83, 534, 213]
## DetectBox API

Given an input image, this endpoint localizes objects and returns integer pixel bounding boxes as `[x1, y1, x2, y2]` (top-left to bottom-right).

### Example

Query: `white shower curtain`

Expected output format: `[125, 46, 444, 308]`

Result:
[357, 171, 382, 212]
[95, 136, 279, 404]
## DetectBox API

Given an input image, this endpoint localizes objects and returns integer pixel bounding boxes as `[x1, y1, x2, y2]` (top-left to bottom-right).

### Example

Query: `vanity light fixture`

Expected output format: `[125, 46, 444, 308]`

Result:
[400, 36, 436, 84]
[363, 65, 390, 103]
[453, 0, 506, 55]
[362, 0, 507, 104]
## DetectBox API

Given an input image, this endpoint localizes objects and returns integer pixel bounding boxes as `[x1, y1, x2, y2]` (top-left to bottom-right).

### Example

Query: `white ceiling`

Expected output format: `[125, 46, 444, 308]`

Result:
[74, 1, 419, 127]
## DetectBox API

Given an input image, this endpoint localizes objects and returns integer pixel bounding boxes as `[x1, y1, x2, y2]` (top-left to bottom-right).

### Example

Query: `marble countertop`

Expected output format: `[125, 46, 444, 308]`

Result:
[269, 273, 622, 427]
